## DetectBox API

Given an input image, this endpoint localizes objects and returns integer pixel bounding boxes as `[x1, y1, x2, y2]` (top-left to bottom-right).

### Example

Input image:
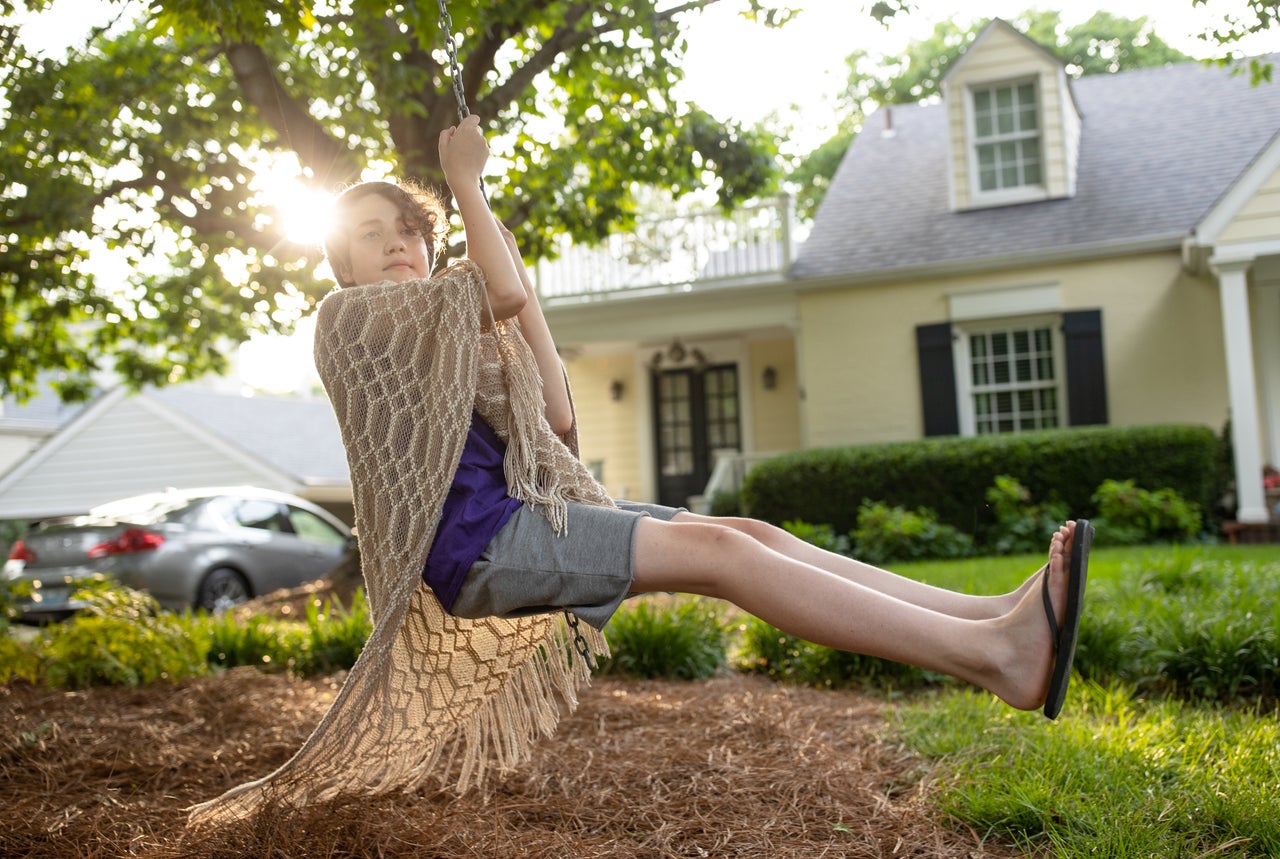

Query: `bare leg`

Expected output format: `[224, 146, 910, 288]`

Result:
[631, 518, 1077, 711]
[669, 512, 1043, 621]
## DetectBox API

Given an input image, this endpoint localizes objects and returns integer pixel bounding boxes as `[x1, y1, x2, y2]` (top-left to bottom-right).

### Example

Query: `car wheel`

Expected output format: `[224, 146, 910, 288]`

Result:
[196, 567, 251, 613]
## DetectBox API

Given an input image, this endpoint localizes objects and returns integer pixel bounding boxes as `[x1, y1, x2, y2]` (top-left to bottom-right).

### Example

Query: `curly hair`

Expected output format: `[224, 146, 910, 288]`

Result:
[324, 179, 449, 288]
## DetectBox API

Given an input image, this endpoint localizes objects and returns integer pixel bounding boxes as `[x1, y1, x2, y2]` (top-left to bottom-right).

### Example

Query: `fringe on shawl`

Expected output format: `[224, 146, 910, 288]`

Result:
[495, 322, 575, 534]
[437, 616, 611, 794]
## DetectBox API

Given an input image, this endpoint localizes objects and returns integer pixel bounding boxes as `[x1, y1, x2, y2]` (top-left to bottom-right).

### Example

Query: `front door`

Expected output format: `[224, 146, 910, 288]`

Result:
[654, 364, 741, 508]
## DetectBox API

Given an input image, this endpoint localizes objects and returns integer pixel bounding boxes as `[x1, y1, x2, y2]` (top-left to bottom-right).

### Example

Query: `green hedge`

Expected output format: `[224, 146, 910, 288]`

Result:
[741, 425, 1218, 540]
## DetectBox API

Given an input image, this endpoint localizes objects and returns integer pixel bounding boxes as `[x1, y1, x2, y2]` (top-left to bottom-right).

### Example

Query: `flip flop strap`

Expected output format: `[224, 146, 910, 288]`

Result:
[1041, 567, 1060, 654]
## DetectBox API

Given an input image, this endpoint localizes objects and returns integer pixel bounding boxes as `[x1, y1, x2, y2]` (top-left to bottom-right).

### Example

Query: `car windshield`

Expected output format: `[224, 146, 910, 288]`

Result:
[89, 493, 202, 525]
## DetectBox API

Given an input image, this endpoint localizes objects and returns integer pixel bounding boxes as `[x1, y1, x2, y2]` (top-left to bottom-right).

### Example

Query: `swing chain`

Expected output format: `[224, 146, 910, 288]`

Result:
[564, 610, 597, 670]
[436, 0, 471, 123]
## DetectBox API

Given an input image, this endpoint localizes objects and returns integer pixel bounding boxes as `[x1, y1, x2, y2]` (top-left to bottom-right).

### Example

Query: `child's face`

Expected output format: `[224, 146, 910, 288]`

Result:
[335, 193, 433, 286]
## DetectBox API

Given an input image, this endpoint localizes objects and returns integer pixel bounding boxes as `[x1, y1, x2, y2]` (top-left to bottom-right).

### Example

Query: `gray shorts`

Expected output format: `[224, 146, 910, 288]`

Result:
[449, 500, 681, 630]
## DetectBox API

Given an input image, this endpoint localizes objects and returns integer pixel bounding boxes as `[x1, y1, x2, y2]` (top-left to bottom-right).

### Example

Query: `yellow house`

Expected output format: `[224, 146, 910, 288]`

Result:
[542, 19, 1280, 523]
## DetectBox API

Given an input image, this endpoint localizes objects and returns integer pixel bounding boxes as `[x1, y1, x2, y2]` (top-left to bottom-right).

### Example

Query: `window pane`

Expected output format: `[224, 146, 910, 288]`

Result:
[967, 323, 1061, 436]
[997, 108, 1014, 135]
[996, 87, 1013, 109]
[976, 114, 992, 137]
[1016, 357, 1032, 382]
[1020, 106, 1037, 130]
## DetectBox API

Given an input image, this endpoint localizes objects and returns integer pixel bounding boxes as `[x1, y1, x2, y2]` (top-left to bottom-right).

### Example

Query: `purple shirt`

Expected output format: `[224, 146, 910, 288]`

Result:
[423, 413, 523, 610]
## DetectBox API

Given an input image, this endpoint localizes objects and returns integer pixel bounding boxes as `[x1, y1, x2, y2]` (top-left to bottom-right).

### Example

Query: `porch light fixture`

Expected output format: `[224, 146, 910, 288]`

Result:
[762, 366, 778, 390]
[609, 379, 625, 401]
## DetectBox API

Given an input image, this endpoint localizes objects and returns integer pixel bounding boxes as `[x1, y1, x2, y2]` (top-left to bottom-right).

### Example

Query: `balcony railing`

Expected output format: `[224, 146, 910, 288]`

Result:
[534, 194, 795, 303]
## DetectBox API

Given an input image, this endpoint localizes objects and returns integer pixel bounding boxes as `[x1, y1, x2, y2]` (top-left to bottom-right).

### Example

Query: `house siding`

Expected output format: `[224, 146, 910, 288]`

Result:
[797, 251, 1229, 447]
[748, 337, 802, 452]
[565, 350, 647, 501]
[0, 398, 281, 518]
[1217, 163, 1280, 245]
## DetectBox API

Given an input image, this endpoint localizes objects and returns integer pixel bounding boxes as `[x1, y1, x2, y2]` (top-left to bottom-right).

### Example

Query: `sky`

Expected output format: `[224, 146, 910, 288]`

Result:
[11, 0, 1277, 392]
[677, 0, 1276, 154]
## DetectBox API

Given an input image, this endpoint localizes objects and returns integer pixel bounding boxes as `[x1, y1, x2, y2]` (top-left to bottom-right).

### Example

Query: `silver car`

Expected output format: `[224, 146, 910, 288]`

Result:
[3, 486, 353, 621]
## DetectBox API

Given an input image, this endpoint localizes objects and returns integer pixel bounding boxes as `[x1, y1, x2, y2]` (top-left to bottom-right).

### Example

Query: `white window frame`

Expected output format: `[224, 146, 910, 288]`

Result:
[965, 77, 1047, 206]
[952, 314, 1067, 437]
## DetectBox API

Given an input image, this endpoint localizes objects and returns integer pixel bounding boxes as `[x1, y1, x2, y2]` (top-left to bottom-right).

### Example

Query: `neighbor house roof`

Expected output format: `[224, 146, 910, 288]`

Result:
[0, 387, 85, 432]
[791, 57, 1280, 282]
[0, 385, 348, 520]
[147, 387, 348, 487]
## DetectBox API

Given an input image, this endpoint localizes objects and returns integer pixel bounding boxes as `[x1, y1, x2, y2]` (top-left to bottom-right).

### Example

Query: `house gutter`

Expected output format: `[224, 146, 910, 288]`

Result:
[789, 233, 1188, 292]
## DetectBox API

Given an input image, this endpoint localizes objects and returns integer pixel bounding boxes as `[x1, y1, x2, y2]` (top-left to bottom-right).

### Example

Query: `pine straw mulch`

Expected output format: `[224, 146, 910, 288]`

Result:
[0, 668, 1023, 859]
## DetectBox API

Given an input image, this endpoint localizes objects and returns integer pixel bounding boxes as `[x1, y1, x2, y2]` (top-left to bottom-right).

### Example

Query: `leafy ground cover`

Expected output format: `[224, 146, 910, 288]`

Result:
[0, 670, 1019, 858]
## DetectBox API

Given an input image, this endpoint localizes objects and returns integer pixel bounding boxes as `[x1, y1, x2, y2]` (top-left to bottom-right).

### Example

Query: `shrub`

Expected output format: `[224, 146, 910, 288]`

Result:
[0, 635, 40, 683]
[598, 597, 729, 680]
[781, 520, 851, 556]
[984, 474, 1070, 555]
[852, 500, 972, 565]
[1091, 479, 1202, 544]
[741, 424, 1218, 541]
[293, 591, 370, 676]
[198, 611, 306, 673]
[737, 616, 942, 691]
[41, 582, 207, 688]
[709, 490, 743, 517]
[197, 591, 370, 676]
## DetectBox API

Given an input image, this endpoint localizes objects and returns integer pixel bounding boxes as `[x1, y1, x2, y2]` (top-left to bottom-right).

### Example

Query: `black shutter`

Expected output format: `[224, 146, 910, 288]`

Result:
[1063, 309, 1108, 426]
[916, 322, 959, 436]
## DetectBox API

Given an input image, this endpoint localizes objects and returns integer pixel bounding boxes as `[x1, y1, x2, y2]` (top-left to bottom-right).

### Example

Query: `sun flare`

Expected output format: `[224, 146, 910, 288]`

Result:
[249, 153, 337, 245]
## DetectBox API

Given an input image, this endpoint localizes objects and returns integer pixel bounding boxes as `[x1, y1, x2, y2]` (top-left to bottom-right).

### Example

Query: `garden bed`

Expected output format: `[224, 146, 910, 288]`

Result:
[0, 668, 1017, 858]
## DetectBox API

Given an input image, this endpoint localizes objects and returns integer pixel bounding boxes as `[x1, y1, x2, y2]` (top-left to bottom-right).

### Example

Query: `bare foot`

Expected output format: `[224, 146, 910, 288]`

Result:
[982, 521, 1077, 711]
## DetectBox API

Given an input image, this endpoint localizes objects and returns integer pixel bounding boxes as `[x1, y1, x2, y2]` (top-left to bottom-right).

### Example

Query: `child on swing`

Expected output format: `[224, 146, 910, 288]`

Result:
[189, 115, 1091, 826]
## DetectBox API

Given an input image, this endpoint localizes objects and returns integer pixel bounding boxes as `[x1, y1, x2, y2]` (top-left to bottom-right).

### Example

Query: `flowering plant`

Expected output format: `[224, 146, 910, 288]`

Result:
[1265, 468, 1280, 490]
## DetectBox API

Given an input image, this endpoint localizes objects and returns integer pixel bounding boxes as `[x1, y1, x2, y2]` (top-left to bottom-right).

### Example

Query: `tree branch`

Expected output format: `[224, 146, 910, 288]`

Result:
[221, 40, 362, 186]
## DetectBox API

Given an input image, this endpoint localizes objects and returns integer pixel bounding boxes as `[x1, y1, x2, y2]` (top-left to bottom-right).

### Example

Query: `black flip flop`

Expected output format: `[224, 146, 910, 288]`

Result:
[1042, 519, 1093, 720]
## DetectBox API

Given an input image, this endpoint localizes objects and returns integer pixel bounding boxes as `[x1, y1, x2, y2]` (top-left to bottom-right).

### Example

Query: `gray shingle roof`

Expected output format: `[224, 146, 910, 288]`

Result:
[791, 58, 1280, 281]
[150, 387, 348, 485]
[0, 383, 86, 430]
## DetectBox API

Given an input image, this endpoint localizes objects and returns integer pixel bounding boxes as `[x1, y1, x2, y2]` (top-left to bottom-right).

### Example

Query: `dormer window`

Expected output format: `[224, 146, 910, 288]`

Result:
[942, 19, 1079, 210]
[967, 79, 1039, 197]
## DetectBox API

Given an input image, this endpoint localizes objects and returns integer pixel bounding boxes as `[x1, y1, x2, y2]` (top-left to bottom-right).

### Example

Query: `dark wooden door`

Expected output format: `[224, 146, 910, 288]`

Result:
[654, 365, 741, 508]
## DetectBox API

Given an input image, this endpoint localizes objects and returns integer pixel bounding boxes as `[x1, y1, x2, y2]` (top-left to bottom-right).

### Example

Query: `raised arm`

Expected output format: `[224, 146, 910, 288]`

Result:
[438, 115, 526, 321]
[495, 218, 573, 435]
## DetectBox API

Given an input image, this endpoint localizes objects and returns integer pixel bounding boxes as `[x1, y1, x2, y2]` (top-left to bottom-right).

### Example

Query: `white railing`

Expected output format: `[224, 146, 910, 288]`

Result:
[688, 448, 786, 515]
[534, 194, 794, 303]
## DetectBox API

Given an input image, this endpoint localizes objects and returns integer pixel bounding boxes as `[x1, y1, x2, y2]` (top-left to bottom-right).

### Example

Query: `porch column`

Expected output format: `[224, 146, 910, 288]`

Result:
[1255, 282, 1280, 470]
[1212, 258, 1268, 522]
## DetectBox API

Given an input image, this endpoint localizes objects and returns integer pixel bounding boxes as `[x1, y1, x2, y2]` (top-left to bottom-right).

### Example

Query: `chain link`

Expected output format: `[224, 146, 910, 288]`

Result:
[436, 0, 471, 123]
[563, 610, 597, 670]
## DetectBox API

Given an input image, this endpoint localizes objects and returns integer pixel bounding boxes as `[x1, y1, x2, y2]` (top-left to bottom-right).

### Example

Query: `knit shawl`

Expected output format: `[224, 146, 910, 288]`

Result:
[188, 260, 614, 826]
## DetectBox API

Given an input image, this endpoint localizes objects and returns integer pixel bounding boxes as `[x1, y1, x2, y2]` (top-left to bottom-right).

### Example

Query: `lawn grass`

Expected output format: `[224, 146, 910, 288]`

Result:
[894, 683, 1280, 857]
[889, 541, 1280, 857]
